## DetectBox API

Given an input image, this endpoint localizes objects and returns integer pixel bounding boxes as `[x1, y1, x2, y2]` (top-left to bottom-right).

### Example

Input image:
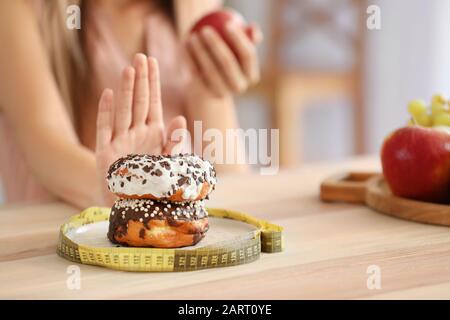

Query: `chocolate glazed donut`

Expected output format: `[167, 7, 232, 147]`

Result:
[106, 153, 216, 248]
[108, 199, 209, 248]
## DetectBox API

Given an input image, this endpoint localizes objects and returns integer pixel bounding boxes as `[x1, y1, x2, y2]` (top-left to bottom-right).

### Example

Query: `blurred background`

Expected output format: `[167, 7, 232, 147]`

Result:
[1, 0, 450, 203]
[229, 0, 450, 165]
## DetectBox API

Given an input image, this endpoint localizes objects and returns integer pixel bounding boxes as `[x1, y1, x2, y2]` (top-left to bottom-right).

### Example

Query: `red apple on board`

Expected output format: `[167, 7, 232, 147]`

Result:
[381, 126, 450, 203]
[190, 9, 252, 56]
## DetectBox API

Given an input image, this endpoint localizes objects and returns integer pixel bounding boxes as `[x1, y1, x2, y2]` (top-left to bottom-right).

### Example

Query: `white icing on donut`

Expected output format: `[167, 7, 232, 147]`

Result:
[107, 154, 216, 200]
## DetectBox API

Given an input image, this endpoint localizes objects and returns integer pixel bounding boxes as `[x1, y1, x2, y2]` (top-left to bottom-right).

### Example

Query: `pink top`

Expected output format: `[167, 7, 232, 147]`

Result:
[0, 2, 190, 204]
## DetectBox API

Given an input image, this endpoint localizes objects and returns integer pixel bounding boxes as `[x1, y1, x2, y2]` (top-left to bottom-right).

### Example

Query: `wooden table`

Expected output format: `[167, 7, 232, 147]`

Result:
[2, 156, 450, 299]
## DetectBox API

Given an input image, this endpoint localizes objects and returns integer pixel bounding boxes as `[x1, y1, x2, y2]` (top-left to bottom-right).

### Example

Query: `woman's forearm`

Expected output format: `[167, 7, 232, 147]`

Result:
[16, 127, 100, 208]
[181, 4, 261, 174]
[0, 0, 105, 208]
[184, 81, 249, 173]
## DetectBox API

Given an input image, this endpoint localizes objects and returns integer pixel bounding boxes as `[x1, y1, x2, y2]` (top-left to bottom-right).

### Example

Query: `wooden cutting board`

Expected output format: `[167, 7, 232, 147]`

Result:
[320, 172, 450, 226]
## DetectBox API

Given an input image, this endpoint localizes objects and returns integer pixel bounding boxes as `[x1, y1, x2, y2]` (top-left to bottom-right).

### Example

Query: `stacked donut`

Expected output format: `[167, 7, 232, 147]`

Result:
[106, 154, 216, 248]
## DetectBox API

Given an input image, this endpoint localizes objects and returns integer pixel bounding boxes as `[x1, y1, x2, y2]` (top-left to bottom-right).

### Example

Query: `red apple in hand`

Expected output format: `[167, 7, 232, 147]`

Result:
[381, 126, 450, 203]
[190, 9, 252, 56]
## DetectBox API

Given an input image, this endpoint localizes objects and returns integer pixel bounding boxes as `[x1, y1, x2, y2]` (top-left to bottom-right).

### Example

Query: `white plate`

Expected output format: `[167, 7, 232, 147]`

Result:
[66, 217, 257, 250]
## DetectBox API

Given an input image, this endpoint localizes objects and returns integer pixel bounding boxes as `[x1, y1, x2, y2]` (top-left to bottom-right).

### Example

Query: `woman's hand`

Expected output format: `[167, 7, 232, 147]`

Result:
[186, 22, 263, 98]
[95, 54, 187, 205]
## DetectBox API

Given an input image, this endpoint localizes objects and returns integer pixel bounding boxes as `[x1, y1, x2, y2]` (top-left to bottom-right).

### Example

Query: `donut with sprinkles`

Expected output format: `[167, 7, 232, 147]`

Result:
[106, 153, 215, 248]
[108, 198, 209, 248]
[106, 154, 216, 202]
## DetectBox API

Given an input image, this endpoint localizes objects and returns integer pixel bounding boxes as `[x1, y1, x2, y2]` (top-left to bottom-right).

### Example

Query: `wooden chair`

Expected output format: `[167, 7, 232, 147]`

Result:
[252, 0, 366, 167]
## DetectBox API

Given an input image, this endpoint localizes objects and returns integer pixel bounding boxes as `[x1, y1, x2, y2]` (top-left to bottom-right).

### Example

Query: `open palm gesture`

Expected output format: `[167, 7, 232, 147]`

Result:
[95, 54, 186, 205]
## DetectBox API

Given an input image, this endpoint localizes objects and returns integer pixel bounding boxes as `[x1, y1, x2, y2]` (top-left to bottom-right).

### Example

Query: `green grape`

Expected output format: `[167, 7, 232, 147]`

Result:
[407, 99, 427, 117]
[415, 113, 432, 126]
[431, 102, 447, 116]
[433, 113, 450, 126]
[431, 94, 446, 105]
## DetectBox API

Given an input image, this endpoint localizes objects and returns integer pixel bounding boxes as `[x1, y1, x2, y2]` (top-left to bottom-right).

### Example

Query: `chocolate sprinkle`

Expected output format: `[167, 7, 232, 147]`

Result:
[177, 176, 189, 187]
[160, 161, 171, 170]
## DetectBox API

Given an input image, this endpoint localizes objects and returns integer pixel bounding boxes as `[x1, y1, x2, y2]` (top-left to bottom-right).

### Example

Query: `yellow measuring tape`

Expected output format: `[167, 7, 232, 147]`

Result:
[57, 207, 283, 272]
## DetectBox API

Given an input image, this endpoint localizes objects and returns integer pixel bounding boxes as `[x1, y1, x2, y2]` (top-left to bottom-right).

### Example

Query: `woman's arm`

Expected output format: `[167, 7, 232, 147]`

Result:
[0, 1, 185, 208]
[0, 0, 98, 208]
[176, 0, 262, 173]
